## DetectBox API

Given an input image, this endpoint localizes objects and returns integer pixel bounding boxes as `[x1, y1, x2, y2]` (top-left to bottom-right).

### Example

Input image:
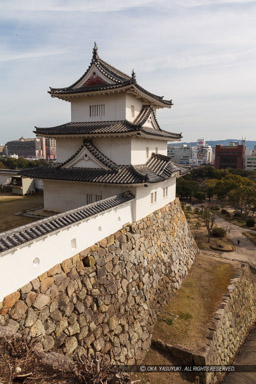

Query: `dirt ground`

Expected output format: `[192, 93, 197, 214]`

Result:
[0, 193, 44, 233]
[152, 253, 235, 351]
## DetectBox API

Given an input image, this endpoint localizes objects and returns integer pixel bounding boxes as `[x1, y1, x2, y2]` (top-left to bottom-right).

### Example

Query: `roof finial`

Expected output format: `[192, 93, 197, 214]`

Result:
[131, 68, 136, 82]
[93, 42, 98, 59]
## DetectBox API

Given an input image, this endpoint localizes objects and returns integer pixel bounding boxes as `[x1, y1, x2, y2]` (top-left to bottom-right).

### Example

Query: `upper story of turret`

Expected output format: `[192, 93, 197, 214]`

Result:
[48, 43, 173, 126]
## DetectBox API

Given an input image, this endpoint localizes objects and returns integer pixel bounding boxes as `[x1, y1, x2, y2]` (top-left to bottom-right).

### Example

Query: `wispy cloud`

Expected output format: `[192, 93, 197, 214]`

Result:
[0, 0, 255, 143]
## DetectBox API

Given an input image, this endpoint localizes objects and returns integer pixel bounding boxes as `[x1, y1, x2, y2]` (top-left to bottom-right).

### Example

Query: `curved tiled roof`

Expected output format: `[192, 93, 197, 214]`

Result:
[49, 44, 172, 107]
[20, 153, 189, 185]
[0, 192, 135, 254]
[34, 120, 182, 141]
[60, 140, 118, 171]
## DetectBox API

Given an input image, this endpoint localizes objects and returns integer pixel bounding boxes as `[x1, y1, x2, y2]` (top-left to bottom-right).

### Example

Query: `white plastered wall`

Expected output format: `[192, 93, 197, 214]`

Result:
[92, 137, 132, 165]
[43, 180, 135, 212]
[131, 137, 167, 165]
[0, 174, 12, 185]
[125, 94, 143, 122]
[134, 177, 176, 221]
[0, 200, 133, 301]
[56, 138, 83, 163]
[71, 93, 126, 122]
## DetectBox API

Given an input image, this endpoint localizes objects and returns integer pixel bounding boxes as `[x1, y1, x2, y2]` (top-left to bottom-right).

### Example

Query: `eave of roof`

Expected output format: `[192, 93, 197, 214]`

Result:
[20, 153, 189, 185]
[49, 45, 172, 108]
[34, 120, 182, 141]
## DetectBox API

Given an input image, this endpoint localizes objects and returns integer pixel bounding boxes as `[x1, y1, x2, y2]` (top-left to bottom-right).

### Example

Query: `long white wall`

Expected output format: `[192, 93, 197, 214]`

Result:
[0, 200, 133, 302]
[0, 176, 177, 301]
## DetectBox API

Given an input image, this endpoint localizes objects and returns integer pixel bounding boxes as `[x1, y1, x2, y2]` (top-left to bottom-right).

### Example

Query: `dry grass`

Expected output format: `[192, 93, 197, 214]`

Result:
[0, 193, 44, 233]
[130, 347, 194, 384]
[152, 253, 235, 352]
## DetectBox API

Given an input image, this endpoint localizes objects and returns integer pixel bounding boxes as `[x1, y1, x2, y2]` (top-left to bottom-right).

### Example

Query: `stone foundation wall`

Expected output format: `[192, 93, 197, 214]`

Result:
[0, 199, 198, 364]
[152, 264, 256, 384]
[205, 264, 256, 383]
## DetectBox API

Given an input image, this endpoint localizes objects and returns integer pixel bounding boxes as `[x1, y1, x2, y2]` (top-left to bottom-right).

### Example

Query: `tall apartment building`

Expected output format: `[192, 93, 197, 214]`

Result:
[215, 141, 245, 169]
[4, 137, 56, 160]
[5, 137, 42, 158]
[167, 144, 192, 164]
[245, 146, 256, 171]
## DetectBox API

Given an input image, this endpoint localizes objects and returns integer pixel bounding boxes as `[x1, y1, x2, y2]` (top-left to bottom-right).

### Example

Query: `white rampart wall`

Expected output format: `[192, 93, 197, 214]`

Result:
[0, 200, 133, 301]
[0, 177, 177, 301]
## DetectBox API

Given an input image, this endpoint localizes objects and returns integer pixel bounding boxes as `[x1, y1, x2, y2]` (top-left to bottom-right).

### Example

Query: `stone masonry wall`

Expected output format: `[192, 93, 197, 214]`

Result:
[205, 264, 256, 383]
[0, 199, 198, 364]
[152, 264, 256, 384]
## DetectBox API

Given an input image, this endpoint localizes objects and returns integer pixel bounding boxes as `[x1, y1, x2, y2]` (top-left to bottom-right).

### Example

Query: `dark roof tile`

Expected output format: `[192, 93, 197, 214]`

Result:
[0, 192, 134, 254]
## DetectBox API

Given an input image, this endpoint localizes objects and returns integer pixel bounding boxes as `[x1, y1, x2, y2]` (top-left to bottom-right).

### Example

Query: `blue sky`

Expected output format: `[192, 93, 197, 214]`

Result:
[0, 0, 256, 144]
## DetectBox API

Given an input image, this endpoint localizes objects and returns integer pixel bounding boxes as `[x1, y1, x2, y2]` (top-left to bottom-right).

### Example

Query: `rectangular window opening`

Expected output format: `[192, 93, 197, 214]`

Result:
[131, 105, 135, 117]
[87, 194, 93, 204]
[95, 195, 102, 202]
[89, 104, 105, 118]
[71, 238, 77, 250]
[146, 147, 149, 159]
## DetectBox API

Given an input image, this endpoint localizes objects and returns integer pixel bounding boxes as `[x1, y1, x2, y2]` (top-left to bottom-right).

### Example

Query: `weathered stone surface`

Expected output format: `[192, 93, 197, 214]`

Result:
[68, 322, 80, 336]
[43, 335, 55, 351]
[55, 318, 68, 338]
[26, 291, 37, 307]
[25, 308, 38, 327]
[78, 325, 89, 340]
[1, 291, 20, 315]
[21, 282, 32, 294]
[47, 264, 62, 276]
[109, 316, 119, 331]
[10, 300, 27, 320]
[65, 336, 78, 355]
[41, 277, 54, 293]
[62, 259, 73, 274]
[30, 319, 45, 337]
[33, 294, 50, 310]
[31, 278, 40, 291]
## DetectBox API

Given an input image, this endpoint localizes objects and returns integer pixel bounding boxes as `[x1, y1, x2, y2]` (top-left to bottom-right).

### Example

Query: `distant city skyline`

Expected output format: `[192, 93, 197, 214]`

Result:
[1, 0, 256, 144]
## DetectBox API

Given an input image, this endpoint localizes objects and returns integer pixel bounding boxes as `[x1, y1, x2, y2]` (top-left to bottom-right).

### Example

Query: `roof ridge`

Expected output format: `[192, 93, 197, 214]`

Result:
[83, 140, 118, 170]
[0, 192, 135, 254]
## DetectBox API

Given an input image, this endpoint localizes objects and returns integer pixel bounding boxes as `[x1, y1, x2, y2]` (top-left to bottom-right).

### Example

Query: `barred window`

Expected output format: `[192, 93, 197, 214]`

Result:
[89, 104, 105, 118]
[95, 195, 102, 202]
[86, 194, 93, 204]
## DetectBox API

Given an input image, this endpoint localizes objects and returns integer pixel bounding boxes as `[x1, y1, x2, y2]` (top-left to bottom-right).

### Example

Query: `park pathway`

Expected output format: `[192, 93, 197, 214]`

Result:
[222, 327, 256, 384]
[213, 216, 256, 265]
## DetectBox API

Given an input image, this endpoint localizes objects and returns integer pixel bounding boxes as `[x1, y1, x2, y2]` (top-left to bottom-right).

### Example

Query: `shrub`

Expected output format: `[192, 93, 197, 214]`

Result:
[234, 211, 242, 218]
[211, 206, 220, 211]
[246, 218, 255, 227]
[212, 227, 226, 238]
[194, 191, 206, 201]
[221, 208, 228, 214]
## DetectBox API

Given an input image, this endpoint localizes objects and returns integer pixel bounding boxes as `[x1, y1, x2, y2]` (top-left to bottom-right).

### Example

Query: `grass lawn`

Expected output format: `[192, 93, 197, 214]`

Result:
[152, 253, 235, 352]
[0, 193, 44, 233]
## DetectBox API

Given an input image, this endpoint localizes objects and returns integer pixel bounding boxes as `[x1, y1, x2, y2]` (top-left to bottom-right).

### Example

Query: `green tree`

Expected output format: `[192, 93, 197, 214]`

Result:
[176, 178, 199, 200]
[200, 208, 216, 242]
